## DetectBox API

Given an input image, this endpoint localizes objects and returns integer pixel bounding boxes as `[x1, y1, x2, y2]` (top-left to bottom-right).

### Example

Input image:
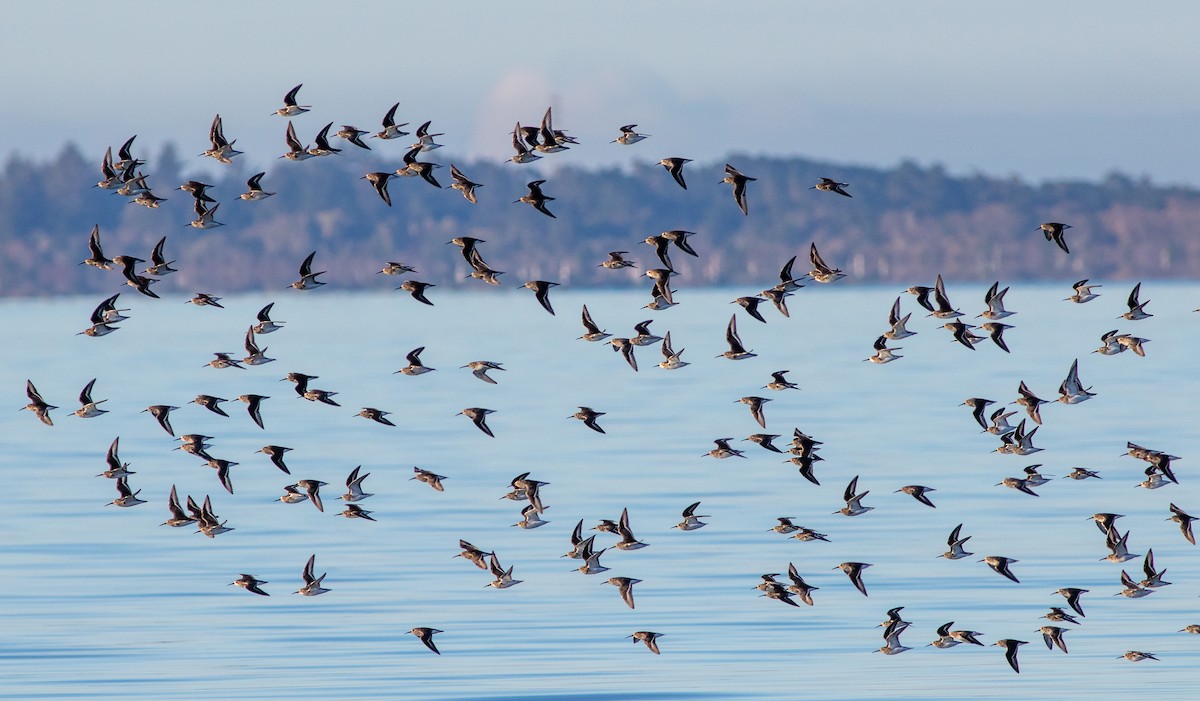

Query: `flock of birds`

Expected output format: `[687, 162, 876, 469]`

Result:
[21, 83, 1198, 672]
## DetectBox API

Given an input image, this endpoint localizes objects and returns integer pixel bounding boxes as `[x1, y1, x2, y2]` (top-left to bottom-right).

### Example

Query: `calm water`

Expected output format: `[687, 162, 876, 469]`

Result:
[1, 284, 1197, 699]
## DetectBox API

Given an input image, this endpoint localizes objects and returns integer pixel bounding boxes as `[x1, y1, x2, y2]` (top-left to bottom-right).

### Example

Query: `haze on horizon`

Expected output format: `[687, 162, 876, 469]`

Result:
[4, 1, 1199, 187]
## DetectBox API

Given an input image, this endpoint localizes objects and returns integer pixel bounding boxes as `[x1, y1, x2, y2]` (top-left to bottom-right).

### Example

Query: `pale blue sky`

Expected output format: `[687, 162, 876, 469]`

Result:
[5, 1, 1198, 185]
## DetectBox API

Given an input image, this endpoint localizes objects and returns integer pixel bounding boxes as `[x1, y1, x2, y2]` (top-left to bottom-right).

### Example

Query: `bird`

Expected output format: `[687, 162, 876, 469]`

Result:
[1014, 381, 1049, 425]
[486, 553, 522, 589]
[1057, 359, 1095, 404]
[864, 334, 902, 364]
[674, 502, 709, 531]
[836, 476, 873, 517]
[963, 398, 995, 430]
[454, 540, 492, 570]
[523, 280, 559, 315]
[657, 331, 688, 370]
[981, 555, 1020, 583]
[994, 639, 1028, 673]
[161, 485, 196, 527]
[1038, 222, 1072, 253]
[930, 274, 962, 318]
[398, 280, 435, 306]
[462, 360, 505, 385]
[108, 476, 146, 507]
[811, 177, 852, 197]
[230, 574, 269, 596]
[96, 437, 132, 479]
[410, 466, 445, 492]
[143, 236, 177, 277]
[704, 438, 746, 460]
[807, 243, 846, 283]
[627, 631, 663, 655]
[1167, 503, 1196, 545]
[294, 554, 329, 596]
[737, 396, 771, 429]
[942, 523, 974, 560]
[408, 628, 443, 655]
[256, 445, 292, 474]
[719, 314, 755, 360]
[252, 302, 285, 334]
[22, 379, 57, 426]
[612, 124, 649, 144]
[458, 407, 495, 437]
[764, 370, 799, 391]
[1054, 587, 1088, 616]
[515, 180, 555, 218]
[979, 281, 1015, 319]
[354, 407, 394, 427]
[834, 562, 872, 596]
[73, 378, 108, 418]
[1039, 626, 1069, 654]
[288, 251, 326, 290]
[721, 163, 755, 215]
[1120, 282, 1152, 320]
[80, 224, 113, 269]
[410, 120, 444, 151]
[397, 346, 435, 375]
[238, 394, 268, 430]
[142, 404, 179, 436]
[362, 172, 394, 206]
[599, 251, 636, 270]
[235, 171, 274, 202]
[312, 126, 349, 158]
[272, 84, 310, 117]
[449, 164, 481, 203]
[188, 292, 223, 308]
[279, 121, 313, 161]
[334, 124, 371, 150]
[614, 507, 647, 550]
[202, 113, 242, 163]
[372, 102, 409, 140]
[570, 406, 606, 434]
[605, 577, 642, 609]
[1066, 278, 1101, 303]
[657, 157, 691, 189]
[1118, 651, 1159, 662]
[895, 485, 936, 508]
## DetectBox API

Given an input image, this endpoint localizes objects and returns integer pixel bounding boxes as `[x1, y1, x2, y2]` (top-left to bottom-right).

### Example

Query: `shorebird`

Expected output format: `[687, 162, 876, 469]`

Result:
[1014, 381, 1048, 425]
[108, 476, 145, 507]
[674, 502, 709, 531]
[202, 114, 242, 163]
[1120, 282, 1152, 320]
[981, 556, 1020, 583]
[272, 84, 310, 117]
[719, 314, 755, 360]
[143, 237, 177, 277]
[941, 523, 974, 560]
[930, 274, 962, 318]
[462, 360, 505, 385]
[515, 179, 555, 217]
[984, 407, 1018, 436]
[449, 164, 481, 203]
[142, 404, 178, 436]
[807, 242, 845, 283]
[812, 177, 852, 197]
[864, 334, 902, 363]
[996, 476, 1039, 497]
[605, 577, 642, 609]
[704, 438, 746, 460]
[81, 224, 113, 269]
[378, 261, 416, 277]
[658, 157, 691, 189]
[161, 485, 196, 527]
[256, 445, 291, 474]
[372, 102, 408, 140]
[1042, 607, 1080, 625]
[230, 574, 269, 596]
[599, 251, 636, 270]
[1039, 626, 1069, 653]
[1057, 359, 1095, 404]
[486, 553, 522, 589]
[409, 628, 443, 655]
[205, 352, 244, 370]
[196, 495, 233, 537]
[507, 122, 541, 164]
[397, 346, 435, 375]
[355, 407, 395, 427]
[994, 639, 1028, 673]
[1065, 467, 1102, 480]
[963, 398, 995, 430]
[399, 280, 435, 305]
[1054, 587, 1088, 616]
[362, 172, 395, 206]
[763, 370, 798, 391]
[1139, 549, 1171, 588]
[238, 394, 268, 430]
[574, 535, 607, 571]
[612, 124, 649, 144]
[306, 122, 341, 157]
[1038, 222, 1071, 253]
[835, 476, 873, 516]
[279, 121, 313, 161]
[610, 337, 638, 371]
[1065, 278, 1101, 303]
[1117, 569, 1152, 598]
[410, 120, 443, 152]
[252, 302, 285, 334]
[188, 292, 223, 308]
[895, 485, 936, 508]
[657, 331, 688, 369]
[884, 297, 916, 340]
[73, 378, 108, 418]
[334, 125, 371, 150]
[784, 563, 819, 605]
[410, 467, 445, 492]
[569, 406, 606, 434]
[736, 396, 771, 428]
[722, 163, 755, 215]
[745, 433, 782, 453]
[289, 251, 326, 290]
[523, 280, 559, 315]
[1167, 503, 1196, 544]
[294, 554, 330, 596]
[615, 507, 648, 550]
[96, 437, 132, 479]
[979, 281, 1015, 319]
[241, 327, 274, 366]
[455, 540, 492, 570]
[834, 562, 872, 596]
[22, 379, 56, 426]
[1119, 651, 1159, 662]
[627, 631, 663, 655]
[458, 407, 495, 437]
[340, 503, 375, 521]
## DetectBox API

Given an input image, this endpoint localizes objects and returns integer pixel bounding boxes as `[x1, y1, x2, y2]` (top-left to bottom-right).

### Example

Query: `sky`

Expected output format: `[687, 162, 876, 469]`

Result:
[5, 1, 1199, 186]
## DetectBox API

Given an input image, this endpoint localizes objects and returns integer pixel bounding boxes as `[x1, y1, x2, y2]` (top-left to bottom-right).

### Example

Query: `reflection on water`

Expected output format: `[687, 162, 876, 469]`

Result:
[1, 285, 1197, 699]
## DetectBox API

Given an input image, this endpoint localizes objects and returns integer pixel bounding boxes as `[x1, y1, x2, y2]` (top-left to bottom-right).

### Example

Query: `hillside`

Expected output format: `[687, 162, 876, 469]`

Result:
[2, 143, 1197, 297]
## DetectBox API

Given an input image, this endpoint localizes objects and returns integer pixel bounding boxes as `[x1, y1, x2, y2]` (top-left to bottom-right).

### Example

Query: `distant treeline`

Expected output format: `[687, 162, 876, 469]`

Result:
[2, 142, 1198, 297]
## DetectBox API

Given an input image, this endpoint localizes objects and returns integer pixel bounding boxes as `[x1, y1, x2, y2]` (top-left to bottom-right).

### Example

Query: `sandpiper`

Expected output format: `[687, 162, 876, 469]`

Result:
[605, 577, 642, 609]
[458, 407, 496, 437]
[257, 445, 292, 474]
[397, 346, 435, 375]
[1065, 278, 1101, 303]
[398, 280, 435, 305]
[238, 394, 268, 430]
[812, 177, 852, 197]
[372, 102, 409, 140]
[272, 84, 310, 117]
[449, 164, 481, 203]
[657, 331, 688, 369]
[409, 628, 443, 655]
[719, 314, 756, 360]
[704, 438, 746, 459]
[515, 179, 555, 218]
[808, 242, 845, 283]
[240, 172, 274, 201]
[341, 466, 374, 500]
[834, 562, 872, 596]
[569, 406, 606, 434]
[73, 378, 108, 418]
[108, 476, 146, 507]
[289, 251, 326, 290]
[628, 631, 663, 655]
[1120, 282, 1152, 320]
[612, 124, 649, 144]
[836, 476, 873, 516]
[994, 639, 1027, 673]
[230, 574, 269, 596]
[355, 407, 395, 426]
[1038, 222, 1072, 253]
[658, 157, 691, 189]
[411, 466, 446, 492]
[981, 556, 1020, 583]
[253, 302, 285, 334]
[895, 485, 936, 508]
[462, 360, 505, 384]
[722, 163, 755, 215]
[294, 554, 330, 596]
[486, 553, 522, 589]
